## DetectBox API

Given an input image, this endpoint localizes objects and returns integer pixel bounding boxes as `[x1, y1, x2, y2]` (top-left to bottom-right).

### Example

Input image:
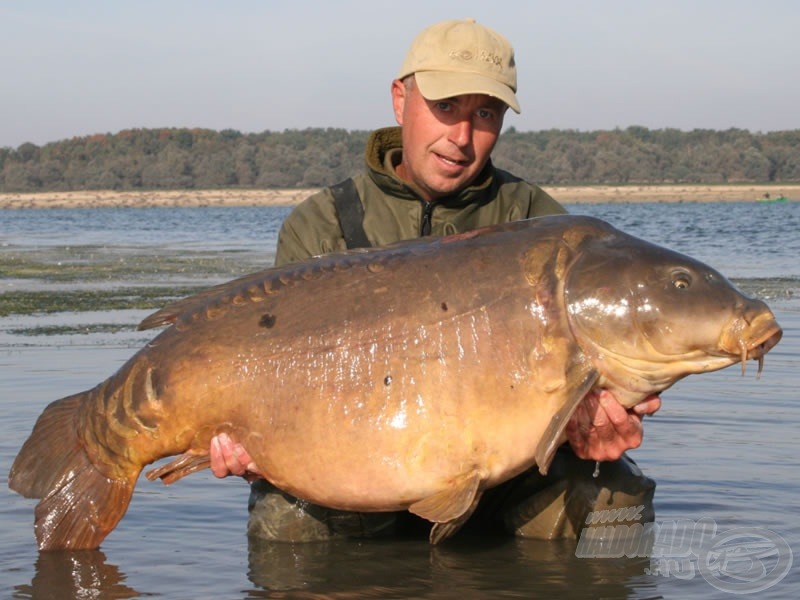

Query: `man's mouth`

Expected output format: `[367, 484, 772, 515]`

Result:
[435, 153, 469, 168]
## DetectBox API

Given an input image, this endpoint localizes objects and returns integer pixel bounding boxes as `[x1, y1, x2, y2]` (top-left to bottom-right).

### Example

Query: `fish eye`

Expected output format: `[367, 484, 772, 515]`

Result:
[671, 270, 692, 290]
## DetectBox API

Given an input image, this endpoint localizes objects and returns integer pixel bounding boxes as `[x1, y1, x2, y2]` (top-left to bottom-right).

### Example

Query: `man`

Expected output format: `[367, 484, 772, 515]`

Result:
[211, 18, 660, 541]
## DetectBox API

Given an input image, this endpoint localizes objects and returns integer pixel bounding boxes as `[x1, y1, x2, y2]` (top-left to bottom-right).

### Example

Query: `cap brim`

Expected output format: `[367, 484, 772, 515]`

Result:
[415, 70, 521, 113]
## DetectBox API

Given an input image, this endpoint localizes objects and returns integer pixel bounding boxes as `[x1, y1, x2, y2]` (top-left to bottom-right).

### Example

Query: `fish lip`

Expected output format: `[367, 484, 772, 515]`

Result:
[712, 320, 782, 360]
[710, 321, 782, 380]
[745, 325, 782, 360]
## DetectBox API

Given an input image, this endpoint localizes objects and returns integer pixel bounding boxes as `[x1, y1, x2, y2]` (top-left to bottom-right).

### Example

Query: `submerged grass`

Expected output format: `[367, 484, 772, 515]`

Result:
[8, 323, 137, 336]
[0, 286, 205, 317]
[731, 278, 797, 302]
[0, 249, 257, 283]
[0, 247, 257, 318]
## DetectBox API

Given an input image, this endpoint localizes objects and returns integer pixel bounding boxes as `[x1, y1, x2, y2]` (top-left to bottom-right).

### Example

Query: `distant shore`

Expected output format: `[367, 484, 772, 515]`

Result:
[0, 184, 797, 209]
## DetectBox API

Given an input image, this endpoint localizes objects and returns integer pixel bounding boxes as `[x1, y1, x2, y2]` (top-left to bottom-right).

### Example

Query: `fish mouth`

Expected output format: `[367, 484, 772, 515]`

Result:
[718, 315, 782, 378]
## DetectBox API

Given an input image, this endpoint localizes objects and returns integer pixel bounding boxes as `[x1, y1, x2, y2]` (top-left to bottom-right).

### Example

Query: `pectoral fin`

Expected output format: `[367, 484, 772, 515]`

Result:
[534, 372, 598, 475]
[533, 394, 585, 476]
[408, 470, 483, 544]
[145, 452, 210, 484]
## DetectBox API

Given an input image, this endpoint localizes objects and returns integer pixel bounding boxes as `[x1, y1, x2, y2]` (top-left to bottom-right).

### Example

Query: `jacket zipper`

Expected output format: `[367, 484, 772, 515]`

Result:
[420, 201, 435, 237]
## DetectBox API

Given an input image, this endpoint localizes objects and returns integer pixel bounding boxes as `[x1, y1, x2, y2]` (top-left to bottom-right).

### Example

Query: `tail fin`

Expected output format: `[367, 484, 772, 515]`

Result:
[9, 393, 138, 551]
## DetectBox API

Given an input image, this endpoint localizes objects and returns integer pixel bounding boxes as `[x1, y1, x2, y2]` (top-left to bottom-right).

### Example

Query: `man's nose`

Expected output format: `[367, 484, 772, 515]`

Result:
[448, 118, 473, 147]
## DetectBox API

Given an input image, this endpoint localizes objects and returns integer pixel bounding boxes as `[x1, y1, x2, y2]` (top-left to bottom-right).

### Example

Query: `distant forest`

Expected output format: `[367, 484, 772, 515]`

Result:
[1, 126, 799, 192]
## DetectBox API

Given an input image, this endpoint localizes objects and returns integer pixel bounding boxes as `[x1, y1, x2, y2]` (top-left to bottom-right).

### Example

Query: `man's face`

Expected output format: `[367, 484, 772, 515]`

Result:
[391, 77, 507, 202]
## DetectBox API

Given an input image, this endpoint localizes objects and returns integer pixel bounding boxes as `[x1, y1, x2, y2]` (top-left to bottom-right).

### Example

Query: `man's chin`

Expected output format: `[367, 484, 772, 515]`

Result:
[426, 175, 473, 198]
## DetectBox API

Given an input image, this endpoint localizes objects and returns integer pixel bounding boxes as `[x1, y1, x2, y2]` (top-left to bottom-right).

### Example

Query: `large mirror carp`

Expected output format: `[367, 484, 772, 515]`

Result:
[9, 215, 782, 550]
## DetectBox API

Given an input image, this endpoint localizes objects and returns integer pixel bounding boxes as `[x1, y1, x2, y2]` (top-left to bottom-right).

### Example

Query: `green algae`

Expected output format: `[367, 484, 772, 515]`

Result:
[0, 246, 263, 319]
[0, 286, 204, 317]
[0, 248, 258, 284]
[8, 323, 137, 336]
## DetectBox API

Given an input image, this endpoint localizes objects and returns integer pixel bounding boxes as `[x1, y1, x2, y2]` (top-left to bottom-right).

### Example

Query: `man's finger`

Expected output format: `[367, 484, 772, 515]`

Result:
[632, 395, 662, 416]
[210, 435, 232, 478]
[597, 391, 629, 427]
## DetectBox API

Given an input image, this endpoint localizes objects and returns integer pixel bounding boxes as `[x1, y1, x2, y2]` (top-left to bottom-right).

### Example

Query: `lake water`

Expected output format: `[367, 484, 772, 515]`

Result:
[1, 202, 798, 599]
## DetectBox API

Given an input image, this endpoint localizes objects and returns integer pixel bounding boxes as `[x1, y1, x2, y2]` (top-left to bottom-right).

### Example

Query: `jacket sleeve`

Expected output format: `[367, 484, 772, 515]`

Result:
[274, 189, 348, 266]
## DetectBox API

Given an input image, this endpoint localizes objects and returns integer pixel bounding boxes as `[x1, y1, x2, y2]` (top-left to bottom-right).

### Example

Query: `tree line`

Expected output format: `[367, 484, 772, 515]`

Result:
[1, 126, 798, 193]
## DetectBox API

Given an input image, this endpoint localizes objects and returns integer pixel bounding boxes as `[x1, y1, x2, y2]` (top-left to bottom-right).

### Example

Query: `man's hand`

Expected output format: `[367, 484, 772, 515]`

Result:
[209, 433, 263, 482]
[565, 390, 661, 461]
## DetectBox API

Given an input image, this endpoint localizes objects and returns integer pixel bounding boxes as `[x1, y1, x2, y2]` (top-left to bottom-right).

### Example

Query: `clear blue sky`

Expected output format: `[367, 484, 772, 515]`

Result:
[2, 0, 799, 149]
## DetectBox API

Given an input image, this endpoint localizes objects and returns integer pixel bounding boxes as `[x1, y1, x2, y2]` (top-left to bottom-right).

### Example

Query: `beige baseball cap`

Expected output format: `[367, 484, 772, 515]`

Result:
[397, 18, 520, 113]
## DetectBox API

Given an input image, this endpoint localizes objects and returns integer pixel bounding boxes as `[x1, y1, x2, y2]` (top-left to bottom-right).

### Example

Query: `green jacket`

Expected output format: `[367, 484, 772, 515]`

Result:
[275, 126, 566, 266]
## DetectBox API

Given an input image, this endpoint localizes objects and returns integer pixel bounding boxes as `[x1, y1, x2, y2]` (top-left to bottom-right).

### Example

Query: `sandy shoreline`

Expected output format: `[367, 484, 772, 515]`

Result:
[0, 184, 797, 209]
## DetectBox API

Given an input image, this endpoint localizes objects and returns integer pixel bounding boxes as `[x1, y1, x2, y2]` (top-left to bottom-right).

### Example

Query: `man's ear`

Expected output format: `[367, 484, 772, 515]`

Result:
[391, 79, 406, 126]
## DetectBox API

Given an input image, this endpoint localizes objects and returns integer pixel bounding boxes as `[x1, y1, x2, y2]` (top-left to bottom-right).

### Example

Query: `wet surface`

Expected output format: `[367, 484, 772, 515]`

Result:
[1, 203, 798, 598]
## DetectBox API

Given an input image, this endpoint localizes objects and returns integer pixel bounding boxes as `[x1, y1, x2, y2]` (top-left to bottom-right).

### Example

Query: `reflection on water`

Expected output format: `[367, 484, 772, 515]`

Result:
[14, 533, 658, 600]
[245, 534, 657, 598]
[15, 551, 140, 600]
[2, 203, 799, 599]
